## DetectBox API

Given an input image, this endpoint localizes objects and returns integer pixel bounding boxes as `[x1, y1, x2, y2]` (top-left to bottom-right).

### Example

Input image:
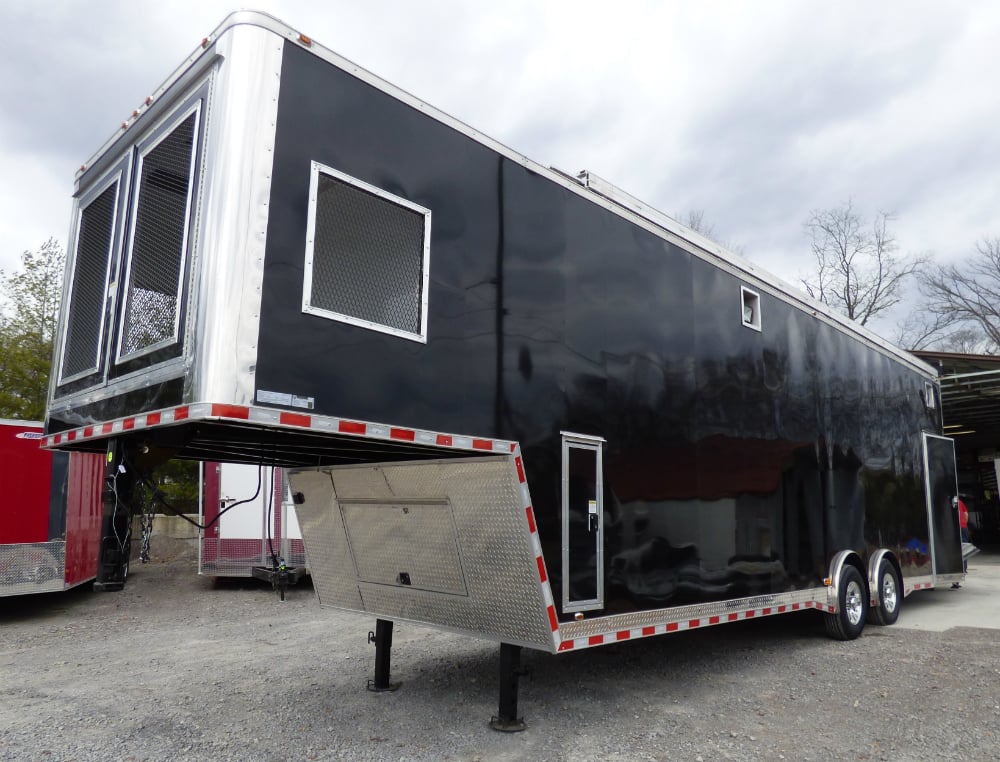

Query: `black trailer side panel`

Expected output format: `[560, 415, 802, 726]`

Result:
[258, 41, 700, 440]
[259, 43, 496, 434]
[255, 41, 943, 618]
[593, 260, 938, 612]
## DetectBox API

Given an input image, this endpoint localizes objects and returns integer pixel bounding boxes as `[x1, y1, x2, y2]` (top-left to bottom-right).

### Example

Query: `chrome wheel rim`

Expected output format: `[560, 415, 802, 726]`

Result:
[845, 579, 864, 626]
[881, 571, 898, 613]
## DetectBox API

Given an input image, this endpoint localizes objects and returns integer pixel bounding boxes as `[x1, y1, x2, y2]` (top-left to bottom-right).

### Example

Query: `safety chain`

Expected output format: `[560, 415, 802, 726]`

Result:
[138, 481, 156, 564]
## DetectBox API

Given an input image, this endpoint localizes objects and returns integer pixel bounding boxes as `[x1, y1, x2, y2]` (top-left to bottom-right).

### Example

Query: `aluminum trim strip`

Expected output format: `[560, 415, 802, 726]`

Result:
[0, 418, 43, 427]
[47, 357, 188, 416]
[554, 587, 834, 652]
[187, 26, 281, 409]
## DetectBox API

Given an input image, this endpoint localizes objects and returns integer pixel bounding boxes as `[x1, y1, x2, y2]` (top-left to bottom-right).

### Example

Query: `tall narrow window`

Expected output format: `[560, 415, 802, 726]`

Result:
[60, 178, 119, 382]
[118, 108, 199, 361]
[741, 285, 762, 332]
[924, 381, 937, 410]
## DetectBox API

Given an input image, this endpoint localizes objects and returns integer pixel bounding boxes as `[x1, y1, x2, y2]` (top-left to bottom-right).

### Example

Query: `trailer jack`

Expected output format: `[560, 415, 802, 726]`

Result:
[489, 643, 527, 732]
[367, 619, 401, 692]
[251, 557, 306, 601]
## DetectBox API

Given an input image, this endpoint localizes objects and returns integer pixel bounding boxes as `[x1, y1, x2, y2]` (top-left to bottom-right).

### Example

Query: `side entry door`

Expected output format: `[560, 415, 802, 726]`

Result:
[561, 432, 605, 613]
[921, 433, 962, 578]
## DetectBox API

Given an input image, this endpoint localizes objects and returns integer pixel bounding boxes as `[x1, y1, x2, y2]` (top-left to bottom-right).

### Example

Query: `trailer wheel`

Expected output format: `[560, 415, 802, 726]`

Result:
[824, 564, 866, 640]
[869, 559, 901, 626]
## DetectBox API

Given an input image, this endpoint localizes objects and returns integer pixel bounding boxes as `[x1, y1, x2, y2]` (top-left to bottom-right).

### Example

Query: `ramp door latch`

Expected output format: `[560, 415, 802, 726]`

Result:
[588, 499, 599, 532]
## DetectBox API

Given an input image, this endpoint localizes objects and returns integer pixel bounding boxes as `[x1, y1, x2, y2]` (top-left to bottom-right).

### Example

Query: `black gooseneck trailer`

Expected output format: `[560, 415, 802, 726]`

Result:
[44, 11, 963, 728]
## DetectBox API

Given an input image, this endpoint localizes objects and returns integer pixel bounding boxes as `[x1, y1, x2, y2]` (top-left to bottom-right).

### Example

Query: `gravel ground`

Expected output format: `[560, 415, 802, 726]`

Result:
[1, 538, 998, 762]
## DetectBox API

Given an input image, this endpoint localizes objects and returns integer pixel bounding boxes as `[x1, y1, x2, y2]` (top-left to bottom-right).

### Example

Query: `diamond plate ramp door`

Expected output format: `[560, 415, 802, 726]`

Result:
[290, 456, 556, 651]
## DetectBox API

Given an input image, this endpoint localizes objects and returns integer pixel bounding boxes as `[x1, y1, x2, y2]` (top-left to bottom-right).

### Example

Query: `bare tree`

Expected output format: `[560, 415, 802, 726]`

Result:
[915, 237, 1000, 353]
[894, 312, 991, 353]
[946, 327, 993, 354]
[680, 209, 717, 239]
[678, 209, 746, 257]
[894, 310, 959, 351]
[801, 200, 926, 327]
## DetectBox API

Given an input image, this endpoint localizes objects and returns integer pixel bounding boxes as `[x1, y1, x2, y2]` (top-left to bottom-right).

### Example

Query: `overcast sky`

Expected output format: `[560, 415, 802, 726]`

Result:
[1, 1, 997, 338]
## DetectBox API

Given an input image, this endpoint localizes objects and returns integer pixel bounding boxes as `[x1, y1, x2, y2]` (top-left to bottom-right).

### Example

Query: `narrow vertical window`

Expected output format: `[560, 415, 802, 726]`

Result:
[60, 179, 119, 382]
[741, 286, 762, 332]
[924, 382, 937, 410]
[118, 108, 199, 361]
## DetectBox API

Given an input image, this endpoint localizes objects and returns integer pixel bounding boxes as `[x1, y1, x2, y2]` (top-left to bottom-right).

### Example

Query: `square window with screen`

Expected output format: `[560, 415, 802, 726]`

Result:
[303, 162, 431, 342]
[741, 285, 761, 331]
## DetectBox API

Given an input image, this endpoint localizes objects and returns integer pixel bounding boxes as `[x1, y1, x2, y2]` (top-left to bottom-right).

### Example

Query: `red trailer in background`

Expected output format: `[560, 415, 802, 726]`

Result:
[0, 419, 103, 597]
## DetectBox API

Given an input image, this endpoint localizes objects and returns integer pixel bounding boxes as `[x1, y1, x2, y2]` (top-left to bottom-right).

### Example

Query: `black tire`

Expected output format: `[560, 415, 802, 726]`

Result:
[824, 564, 866, 640]
[869, 558, 901, 626]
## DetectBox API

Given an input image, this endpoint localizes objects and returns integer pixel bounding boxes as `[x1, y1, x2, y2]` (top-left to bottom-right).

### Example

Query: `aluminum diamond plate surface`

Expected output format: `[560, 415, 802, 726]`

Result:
[341, 501, 467, 595]
[291, 469, 364, 611]
[290, 456, 555, 650]
[0, 542, 67, 597]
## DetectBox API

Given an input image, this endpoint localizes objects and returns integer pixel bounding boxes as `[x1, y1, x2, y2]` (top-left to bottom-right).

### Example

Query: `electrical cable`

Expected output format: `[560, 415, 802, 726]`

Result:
[266, 466, 280, 569]
[107, 452, 267, 572]
[109, 468, 128, 554]
[139, 464, 263, 532]
[116, 454, 284, 577]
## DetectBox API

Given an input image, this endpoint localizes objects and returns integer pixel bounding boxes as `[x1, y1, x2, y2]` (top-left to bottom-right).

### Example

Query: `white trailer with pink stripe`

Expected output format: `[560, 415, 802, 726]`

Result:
[44, 12, 962, 729]
[199, 462, 306, 582]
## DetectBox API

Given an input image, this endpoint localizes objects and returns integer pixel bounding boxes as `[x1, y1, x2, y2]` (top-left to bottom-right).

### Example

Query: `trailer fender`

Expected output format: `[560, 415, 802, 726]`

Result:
[866, 549, 900, 607]
[825, 550, 867, 610]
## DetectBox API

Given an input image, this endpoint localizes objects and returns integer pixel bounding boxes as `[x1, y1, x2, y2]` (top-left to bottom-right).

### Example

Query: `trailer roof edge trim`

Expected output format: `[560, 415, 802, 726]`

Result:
[0, 418, 43, 428]
[75, 9, 934, 380]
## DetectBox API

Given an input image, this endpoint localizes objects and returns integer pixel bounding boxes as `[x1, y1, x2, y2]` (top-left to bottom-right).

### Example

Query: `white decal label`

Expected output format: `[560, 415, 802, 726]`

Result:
[257, 390, 315, 410]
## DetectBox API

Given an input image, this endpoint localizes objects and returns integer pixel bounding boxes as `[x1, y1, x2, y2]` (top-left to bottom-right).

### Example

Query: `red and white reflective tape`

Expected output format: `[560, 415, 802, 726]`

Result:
[513, 447, 560, 650]
[44, 402, 514, 455]
[555, 600, 835, 652]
